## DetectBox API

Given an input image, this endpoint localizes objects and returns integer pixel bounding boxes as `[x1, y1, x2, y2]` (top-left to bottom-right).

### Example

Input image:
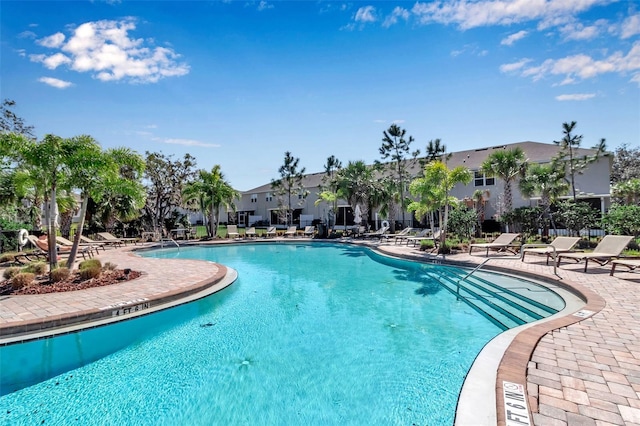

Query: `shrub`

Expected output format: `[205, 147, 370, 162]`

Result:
[0, 252, 18, 263]
[11, 272, 35, 290]
[446, 207, 477, 240]
[79, 259, 102, 270]
[3, 267, 21, 280]
[22, 261, 47, 275]
[58, 259, 67, 268]
[601, 204, 640, 237]
[50, 267, 71, 283]
[103, 262, 117, 271]
[79, 266, 101, 280]
[419, 240, 435, 251]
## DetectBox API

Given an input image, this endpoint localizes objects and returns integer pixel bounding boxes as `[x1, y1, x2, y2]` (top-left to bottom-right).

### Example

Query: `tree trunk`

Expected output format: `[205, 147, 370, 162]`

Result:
[47, 189, 58, 273]
[67, 192, 90, 268]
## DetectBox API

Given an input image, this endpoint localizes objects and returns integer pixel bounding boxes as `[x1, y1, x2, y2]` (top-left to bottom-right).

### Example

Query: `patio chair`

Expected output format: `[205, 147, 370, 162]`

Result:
[557, 235, 634, 272]
[244, 227, 257, 239]
[97, 232, 139, 245]
[609, 257, 640, 276]
[610, 257, 640, 276]
[56, 236, 105, 255]
[407, 230, 441, 248]
[226, 225, 240, 239]
[81, 235, 120, 248]
[26, 235, 91, 261]
[362, 226, 389, 240]
[303, 226, 315, 238]
[468, 233, 521, 256]
[521, 236, 581, 265]
[380, 227, 412, 243]
[395, 228, 427, 245]
[284, 226, 297, 237]
[265, 226, 277, 238]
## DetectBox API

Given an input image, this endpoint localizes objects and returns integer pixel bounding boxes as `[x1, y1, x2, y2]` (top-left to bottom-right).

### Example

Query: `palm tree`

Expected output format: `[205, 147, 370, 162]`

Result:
[336, 160, 378, 230]
[183, 165, 238, 238]
[519, 160, 569, 237]
[480, 147, 528, 217]
[18, 134, 81, 270]
[408, 160, 471, 250]
[554, 121, 606, 201]
[67, 145, 146, 266]
[471, 189, 489, 237]
[316, 155, 342, 228]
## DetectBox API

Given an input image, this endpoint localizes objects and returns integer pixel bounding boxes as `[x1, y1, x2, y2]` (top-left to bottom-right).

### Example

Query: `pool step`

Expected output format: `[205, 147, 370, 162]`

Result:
[423, 269, 559, 330]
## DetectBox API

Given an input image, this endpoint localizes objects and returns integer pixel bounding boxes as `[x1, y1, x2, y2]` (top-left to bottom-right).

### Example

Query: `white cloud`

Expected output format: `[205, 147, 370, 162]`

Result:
[31, 52, 72, 69]
[452, 43, 490, 57]
[506, 41, 640, 86]
[29, 18, 189, 84]
[257, 1, 273, 11]
[153, 137, 221, 148]
[355, 6, 377, 23]
[18, 31, 37, 39]
[559, 19, 607, 41]
[621, 14, 640, 39]
[38, 77, 73, 89]
[37, 32, 65, 48]
[411, 0, 607, 30]
[555, 93, 596, 101]
[499, 58, 532, 73]
[382, 7, 410, 28]
[501, 30, 528, 46]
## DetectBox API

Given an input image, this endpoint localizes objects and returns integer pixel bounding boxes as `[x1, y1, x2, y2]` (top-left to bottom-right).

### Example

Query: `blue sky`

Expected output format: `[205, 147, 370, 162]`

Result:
[2, 0, 639, 191]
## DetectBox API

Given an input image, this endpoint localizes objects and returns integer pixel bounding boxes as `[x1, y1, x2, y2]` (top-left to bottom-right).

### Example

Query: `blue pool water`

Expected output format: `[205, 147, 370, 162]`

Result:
[0, 243, 564, 425]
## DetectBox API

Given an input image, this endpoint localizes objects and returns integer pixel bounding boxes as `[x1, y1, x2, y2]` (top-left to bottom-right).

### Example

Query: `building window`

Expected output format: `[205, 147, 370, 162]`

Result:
[250, 194, 257, 203]
[265, 193, 273, 202]
[474, 171, 495, 187]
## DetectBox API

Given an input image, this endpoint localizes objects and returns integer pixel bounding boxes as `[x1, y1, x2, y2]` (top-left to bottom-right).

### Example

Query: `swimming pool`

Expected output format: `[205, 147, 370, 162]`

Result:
[0, 243, 565, 425]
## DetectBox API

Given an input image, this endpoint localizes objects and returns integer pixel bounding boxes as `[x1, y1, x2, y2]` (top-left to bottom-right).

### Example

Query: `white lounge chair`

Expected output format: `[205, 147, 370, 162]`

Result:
[380, 227, 412, 243]
[521, 236, 580, 265]
[395, 228, 426, 245]
[265, 226, 277, 238]
[303, 226, 315, 237]
[468, 233, 521, 256]
[226, 225, 240, 239]
[557, 235, 633, 272]
[284, 226, 297, 237]
[407, 230, 441, 248]
[362, 226, 389, 240]
[245, 227, 257, 239]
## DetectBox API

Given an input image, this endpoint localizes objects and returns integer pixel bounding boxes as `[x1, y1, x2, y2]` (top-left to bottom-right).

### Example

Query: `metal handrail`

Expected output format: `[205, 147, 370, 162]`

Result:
[159, 237, 180, 249]
[456, 243, 560, 298]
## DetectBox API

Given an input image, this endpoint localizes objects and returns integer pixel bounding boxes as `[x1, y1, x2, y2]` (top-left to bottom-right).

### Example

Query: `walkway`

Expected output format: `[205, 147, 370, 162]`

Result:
[1, 239, 639, 425]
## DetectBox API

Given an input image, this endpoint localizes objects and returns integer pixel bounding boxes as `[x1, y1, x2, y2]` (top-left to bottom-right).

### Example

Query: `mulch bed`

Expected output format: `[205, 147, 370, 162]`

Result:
[0, 269, 142, 296]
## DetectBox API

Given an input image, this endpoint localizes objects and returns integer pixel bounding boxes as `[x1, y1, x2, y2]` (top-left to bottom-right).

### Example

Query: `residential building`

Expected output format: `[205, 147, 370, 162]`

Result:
[230, 141, 612, 230]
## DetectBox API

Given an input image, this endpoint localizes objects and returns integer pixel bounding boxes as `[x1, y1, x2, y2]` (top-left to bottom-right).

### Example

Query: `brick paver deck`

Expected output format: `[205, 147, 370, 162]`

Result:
[1, 238, 639, 425]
